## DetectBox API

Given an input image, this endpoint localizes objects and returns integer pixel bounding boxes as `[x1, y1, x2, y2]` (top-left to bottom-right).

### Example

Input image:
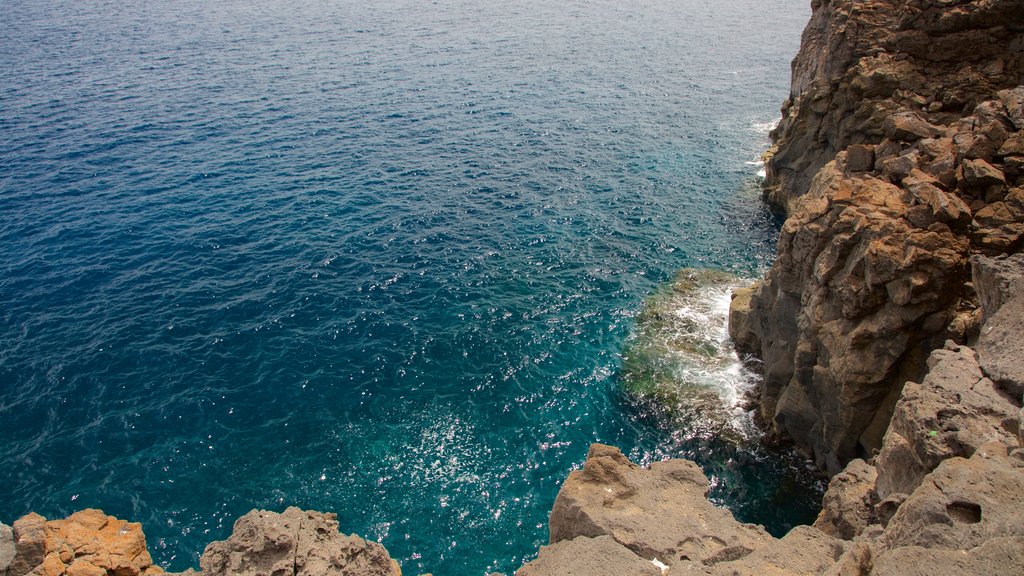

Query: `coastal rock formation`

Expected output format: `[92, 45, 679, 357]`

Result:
[730, 0, 1024, 473]
[3, 509, 162, 576]
[0, 508, 400, 576]
[200, 507, 400, 576]
[519, 443, 850, 576]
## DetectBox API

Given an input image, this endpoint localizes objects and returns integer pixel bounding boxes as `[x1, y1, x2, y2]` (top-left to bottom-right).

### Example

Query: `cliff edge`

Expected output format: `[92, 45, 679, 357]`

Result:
[730, 0, 1024, 473]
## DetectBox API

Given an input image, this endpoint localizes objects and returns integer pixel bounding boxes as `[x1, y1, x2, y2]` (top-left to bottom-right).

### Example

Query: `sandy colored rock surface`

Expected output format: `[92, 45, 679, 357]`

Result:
[1, 523, 15, 575]
[548, 444, 773, 568]
[200, 507, 400, 576]
[874, 342, 1020, 498]
[514, 536, 661, 576]
[814, 459, 878, 540]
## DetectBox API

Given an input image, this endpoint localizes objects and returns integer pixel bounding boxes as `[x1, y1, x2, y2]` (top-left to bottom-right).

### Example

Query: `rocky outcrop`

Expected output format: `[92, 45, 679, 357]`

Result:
[517, 443, 851, 576]
[730, 0, 1024, 474]
[3, 509, 162, 576]
[200, 508, 400, 576]
[0, 508, 400, 576]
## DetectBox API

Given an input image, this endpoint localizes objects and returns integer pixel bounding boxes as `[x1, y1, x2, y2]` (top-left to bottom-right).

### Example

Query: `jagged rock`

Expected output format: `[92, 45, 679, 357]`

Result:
[881, 442, 1024, 552]
[999, 87, 1024, 131]
[548, 444, 773, 567]
[976, 293, 1024, 400]
[814, 459, 878, 540]
[1, 522, 15, 576]
[874, 342, 1020, 498]
[200, 507, 400, 576]
[731, 163, 971, 473]
[728, 284, 760, 355]
[960, 158, 1006, 190]
[971, 253, 1024, 320]
[514, 536, 661, 576]
[6, 510, 162, 576]
[886, 112, 942, 142]
[971, 186, 1024, 253]
[765, 0, 1024, 210]
[846, 145, 875, 173]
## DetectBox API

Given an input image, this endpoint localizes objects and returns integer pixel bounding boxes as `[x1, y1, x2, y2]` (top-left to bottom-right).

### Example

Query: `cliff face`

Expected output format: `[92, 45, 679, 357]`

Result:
[731, 0, 1024, 473]
[766, 0, 1024, 211]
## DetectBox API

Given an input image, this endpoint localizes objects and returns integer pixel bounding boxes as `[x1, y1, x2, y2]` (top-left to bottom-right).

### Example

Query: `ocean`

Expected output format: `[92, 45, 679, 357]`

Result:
[0, 1, 814, 574]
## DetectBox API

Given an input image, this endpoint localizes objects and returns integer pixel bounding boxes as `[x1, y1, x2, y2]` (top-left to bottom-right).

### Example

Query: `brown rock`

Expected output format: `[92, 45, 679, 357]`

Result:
[200, 507, 400, 576]
[548, 444, 772, 567]
[881, 442, 1024, 552]
[730, 163, 971, 472]
[971, 253, 1024, 321]
[871, 537, 1024, 576]
[702, 525, 847, 576]
[514, 536, 661, 576]
[960, 158, 1007, 189]
[875, 342, 1020, 498]
[728, 284, 760, 355]
[886, 111, 942, 142]
[977, 293, 1024, 400]
[846, 145, 875, 173]
[999, 86, 1024, 131]
[814, 459, 879, 540]
[8, 513, 47, 576]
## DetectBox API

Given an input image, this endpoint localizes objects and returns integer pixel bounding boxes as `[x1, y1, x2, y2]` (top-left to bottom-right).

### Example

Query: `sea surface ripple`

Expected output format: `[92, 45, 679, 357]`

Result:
[1, 1, 813, 574]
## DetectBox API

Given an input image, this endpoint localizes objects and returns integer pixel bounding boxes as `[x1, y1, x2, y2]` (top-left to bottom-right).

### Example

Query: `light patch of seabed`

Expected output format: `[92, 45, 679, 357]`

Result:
[621, 268, 764, 446]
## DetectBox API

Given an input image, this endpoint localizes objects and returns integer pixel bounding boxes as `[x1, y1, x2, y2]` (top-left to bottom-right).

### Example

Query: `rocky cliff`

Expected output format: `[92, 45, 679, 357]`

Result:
[729, 0, 1024, 473]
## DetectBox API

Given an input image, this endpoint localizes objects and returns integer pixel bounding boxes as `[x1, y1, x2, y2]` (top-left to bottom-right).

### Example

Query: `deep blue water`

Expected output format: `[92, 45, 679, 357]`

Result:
[1, 1, 814, 574]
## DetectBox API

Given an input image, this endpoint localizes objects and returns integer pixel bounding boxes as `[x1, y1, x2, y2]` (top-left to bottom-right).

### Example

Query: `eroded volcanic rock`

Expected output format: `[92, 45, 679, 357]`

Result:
[730, 0, 1024, 474]
[4, 509, 162, 576]
[199, 507, 401, 576]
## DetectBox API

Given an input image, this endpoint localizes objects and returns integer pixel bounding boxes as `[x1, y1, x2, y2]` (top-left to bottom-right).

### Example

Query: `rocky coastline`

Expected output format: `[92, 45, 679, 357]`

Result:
[4, 0, 1024, 575]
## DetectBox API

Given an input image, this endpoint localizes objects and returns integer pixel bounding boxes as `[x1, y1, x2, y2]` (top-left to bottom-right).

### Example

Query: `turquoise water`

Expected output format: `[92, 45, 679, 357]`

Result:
[0, 1, 815, 573]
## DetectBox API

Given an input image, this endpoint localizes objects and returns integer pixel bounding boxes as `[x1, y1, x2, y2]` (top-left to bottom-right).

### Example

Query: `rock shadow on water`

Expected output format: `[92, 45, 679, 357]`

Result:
[618, 267, 825, 536]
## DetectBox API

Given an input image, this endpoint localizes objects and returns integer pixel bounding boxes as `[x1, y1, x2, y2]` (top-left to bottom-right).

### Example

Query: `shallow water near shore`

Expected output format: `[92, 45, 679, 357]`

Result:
[1, 0, 817, 573]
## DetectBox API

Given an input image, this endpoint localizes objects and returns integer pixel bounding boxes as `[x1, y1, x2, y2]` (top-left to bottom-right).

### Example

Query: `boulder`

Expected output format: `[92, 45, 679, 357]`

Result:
[200, 507, 400, 576]
[814, 459, 879, 540]
[8, 513, 47, 576]
[846, 145, 875, 173]
[971, 253, 1024, 321]
[548, 444, 773, 567]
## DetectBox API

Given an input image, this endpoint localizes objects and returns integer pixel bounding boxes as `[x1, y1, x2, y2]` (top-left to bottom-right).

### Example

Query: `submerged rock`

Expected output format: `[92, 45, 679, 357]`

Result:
[622, 268, 756, 442]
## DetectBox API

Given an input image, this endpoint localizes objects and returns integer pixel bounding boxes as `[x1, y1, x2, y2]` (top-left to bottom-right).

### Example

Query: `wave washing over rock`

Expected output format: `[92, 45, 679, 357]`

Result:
[5, 0, 1024, 575]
